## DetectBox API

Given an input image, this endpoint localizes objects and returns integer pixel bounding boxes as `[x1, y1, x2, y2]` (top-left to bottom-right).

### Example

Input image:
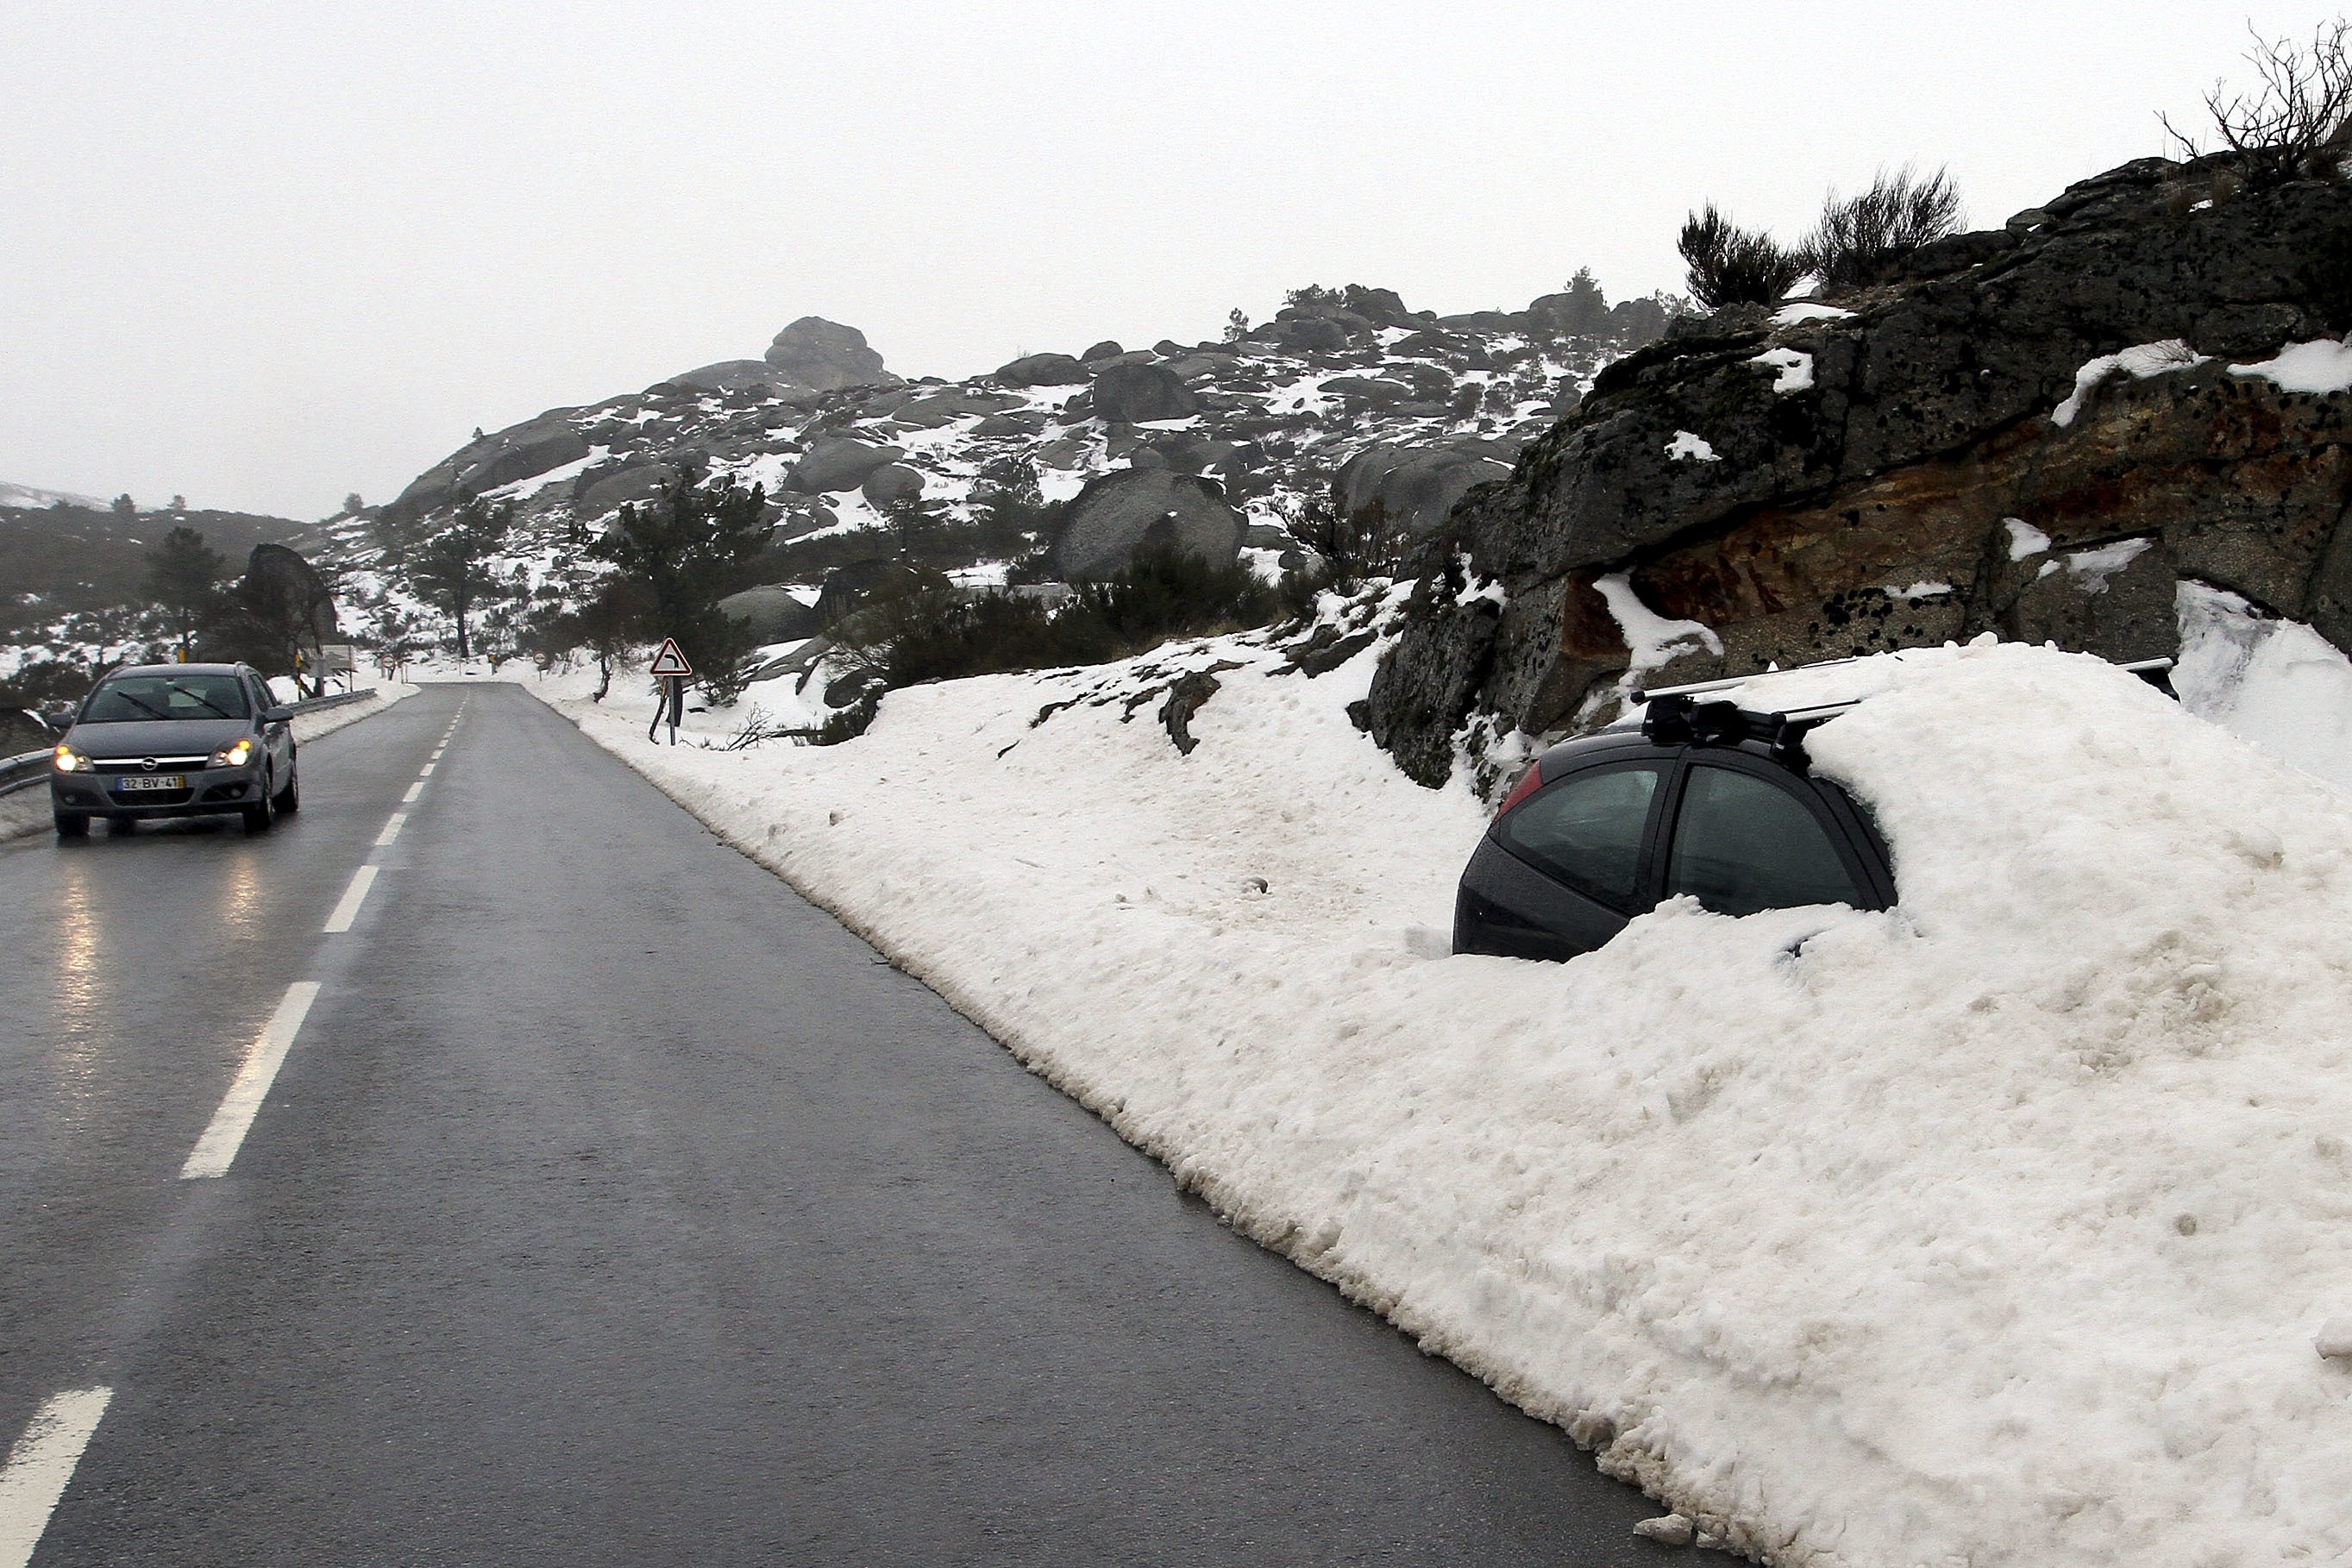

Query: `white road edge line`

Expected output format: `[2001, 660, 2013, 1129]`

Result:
[180, 982, 322, 1181]
[323, 866, 379, 934]
[374, 812, 406, 846]
[0, 1386, 112, 1568]
[402, 782, 423, 803]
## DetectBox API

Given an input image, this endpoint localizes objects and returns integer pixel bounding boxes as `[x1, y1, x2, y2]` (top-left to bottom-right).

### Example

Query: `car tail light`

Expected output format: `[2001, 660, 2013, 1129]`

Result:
[1494, 762, 1543, 818]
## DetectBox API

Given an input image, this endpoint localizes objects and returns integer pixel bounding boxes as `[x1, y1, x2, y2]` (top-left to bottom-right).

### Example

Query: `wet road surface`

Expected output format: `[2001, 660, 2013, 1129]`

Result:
[0, 682, 1671, 1565]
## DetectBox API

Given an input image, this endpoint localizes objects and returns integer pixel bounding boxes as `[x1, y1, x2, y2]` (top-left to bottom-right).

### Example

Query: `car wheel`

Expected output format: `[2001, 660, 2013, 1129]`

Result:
[274, 761, 300, 813]
[53, 812, 87, 838]
[241, 772, 278, 834]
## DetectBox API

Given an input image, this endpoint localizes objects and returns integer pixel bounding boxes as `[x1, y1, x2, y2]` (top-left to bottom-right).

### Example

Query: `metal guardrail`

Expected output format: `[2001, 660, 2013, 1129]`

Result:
[0, 687, 383, 800]
[287, 687, 380, 716]
[0, 749, 50, 799]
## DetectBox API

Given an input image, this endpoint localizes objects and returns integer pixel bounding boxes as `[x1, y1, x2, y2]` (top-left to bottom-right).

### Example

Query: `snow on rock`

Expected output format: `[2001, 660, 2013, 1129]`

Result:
[1593, 571, 1722, 675]
[1663, 430, 1719, 462]
[2061, 536, 2154, 592]
[1772, 303, 1855, 326]
[2051, 340, 2208, 426]
[532, 624, 2352, 1566]
[1880, 580, 1952, 602]
[2229, 337, 2352, 395]
[2003, 517, 2052, 561]
[1749, 346, 1814, 393]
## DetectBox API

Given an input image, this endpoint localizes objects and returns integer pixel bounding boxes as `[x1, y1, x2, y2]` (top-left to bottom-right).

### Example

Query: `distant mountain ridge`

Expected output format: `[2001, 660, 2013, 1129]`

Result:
[1, 498, 310, 647]
[0, 480, 107, 511]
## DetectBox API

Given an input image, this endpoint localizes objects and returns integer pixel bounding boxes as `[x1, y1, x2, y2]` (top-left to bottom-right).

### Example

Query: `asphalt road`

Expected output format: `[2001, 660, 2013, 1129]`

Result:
[0, 681, 1675, 1565]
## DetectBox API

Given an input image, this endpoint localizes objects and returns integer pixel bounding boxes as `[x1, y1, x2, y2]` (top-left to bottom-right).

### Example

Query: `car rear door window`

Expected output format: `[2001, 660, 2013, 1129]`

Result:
[1666, 763, 1863, 918]
[1496, 763, 1663, 911]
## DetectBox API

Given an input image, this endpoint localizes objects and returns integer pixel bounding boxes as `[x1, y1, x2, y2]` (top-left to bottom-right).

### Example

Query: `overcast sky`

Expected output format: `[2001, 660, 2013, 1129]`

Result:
[2, 1, 2344, 519]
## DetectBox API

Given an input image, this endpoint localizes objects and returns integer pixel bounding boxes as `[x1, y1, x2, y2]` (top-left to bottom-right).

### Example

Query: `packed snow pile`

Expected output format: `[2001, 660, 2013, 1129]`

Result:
[542, 622, 2352, 1565]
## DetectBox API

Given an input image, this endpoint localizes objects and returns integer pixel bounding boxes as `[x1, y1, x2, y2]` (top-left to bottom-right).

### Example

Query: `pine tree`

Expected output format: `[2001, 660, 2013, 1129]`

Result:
[403, 498, 515, 662]
[588, 474, 769, 699]
[143, 525, 226, 658]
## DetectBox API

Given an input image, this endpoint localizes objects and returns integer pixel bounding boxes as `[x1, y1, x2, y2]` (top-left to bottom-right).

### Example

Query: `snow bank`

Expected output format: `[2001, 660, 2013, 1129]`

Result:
[290, 681, 414, 744]
[543, 628, 2352, 1566]
[2176, 581, 2352, 792]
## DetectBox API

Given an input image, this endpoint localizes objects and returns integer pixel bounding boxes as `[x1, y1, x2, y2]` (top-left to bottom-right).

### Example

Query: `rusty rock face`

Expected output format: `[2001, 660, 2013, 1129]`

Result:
[1365, 155, 2352, 786]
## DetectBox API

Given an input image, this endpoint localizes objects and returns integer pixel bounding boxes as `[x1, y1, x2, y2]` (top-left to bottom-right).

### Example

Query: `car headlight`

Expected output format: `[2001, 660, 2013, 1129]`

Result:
[53, 743, 85, 773]
[208, 738, 254, 768]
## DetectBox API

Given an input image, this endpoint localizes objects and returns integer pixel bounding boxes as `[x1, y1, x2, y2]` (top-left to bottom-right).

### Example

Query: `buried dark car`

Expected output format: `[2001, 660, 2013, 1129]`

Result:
[1454, 691, 1897, 961]
[50, 663, 299, 837]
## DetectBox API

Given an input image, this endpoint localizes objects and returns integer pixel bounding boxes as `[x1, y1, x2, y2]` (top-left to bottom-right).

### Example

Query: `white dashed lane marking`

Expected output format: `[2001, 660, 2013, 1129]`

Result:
[374, 813, 406, 847]
[323, 866, 379, 935]
[402, 782, 423, 803]
[0, 1387, 112, 1568]
[179, 983, 322, 1180]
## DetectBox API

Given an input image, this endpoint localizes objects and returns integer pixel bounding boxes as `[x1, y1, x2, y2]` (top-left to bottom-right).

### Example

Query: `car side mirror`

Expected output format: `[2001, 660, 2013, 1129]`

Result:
[39, 704, 76, 732]
[264, 706, 294, 724]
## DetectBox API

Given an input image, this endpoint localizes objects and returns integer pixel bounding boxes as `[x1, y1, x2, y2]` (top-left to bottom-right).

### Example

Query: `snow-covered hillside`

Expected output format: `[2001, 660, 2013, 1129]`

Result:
[515, 584, 2352, 1566]
[308, 281, 1674, 658]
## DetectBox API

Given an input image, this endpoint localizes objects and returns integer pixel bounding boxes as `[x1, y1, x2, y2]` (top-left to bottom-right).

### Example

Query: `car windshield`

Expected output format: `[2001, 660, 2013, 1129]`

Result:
[81, 674, 250, 723]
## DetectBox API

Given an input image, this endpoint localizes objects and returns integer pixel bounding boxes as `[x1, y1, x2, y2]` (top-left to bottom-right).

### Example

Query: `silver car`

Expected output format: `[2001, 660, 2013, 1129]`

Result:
[49, 662, 299, 837]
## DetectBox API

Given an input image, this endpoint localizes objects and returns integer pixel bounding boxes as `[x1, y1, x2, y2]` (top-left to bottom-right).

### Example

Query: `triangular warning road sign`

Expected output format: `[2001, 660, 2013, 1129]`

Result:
[649, 637, 694, 677]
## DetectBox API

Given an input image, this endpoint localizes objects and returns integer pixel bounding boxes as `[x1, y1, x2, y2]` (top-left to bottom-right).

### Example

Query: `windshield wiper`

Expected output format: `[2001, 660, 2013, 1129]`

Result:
[172, 690, 237, 719]
[106, 692, 173, 722]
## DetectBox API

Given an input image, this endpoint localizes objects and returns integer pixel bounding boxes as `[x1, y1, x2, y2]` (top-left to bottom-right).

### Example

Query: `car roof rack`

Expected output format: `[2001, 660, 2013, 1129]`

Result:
[1634, 693, 1853, 764]
[1628, 655, 2177, 763]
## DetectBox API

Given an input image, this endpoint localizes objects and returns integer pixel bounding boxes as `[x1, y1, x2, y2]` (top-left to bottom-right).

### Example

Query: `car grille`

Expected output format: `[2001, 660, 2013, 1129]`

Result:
[91, 756, 210, 774]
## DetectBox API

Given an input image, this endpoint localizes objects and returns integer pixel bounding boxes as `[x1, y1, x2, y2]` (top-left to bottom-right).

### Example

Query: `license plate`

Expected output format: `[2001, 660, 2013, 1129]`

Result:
[116, 775, 185, 792]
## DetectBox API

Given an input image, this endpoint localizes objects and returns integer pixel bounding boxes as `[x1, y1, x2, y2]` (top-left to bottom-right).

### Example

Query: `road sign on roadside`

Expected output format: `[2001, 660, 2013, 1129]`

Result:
[649, 637, 693, 744]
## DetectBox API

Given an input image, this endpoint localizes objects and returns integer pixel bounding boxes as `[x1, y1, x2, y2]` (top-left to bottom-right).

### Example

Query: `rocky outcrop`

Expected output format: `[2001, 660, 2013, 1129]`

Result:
[384, 411, 589, 524]
[674, 360, 811, 395]
[1055, 468, 1240, 580]
[1091, 362, 1198, 424]
[789, 437, 906, 495]
[576, 461, 679, 518]
[1366, 154, 2352, 784]
[860, 463, 925, 508]
[995, 352, 1089, 387]
[716, 585, 821, 644]
[1335, 441, 1515, 541]
[764, 317, 898, 390]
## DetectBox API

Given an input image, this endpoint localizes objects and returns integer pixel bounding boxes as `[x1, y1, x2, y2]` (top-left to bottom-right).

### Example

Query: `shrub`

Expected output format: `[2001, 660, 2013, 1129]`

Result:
[1276, 492, 1402, 586]
[2164, 21, 2352, 190]
[1801, 166, 1961, 292]
[830, 540, 1276, 699]
[1678, 204, 1808, 310]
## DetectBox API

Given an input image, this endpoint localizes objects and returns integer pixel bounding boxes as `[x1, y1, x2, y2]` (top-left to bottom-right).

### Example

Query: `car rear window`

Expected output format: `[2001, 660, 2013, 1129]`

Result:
[81, 674, 251, 723]
[1496, 762, 1663, 911]
[1666, 763, 1861, 918]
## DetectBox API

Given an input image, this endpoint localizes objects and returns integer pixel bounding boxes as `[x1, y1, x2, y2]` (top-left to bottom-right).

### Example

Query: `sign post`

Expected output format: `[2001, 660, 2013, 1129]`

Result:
[648, 637, 693, 746]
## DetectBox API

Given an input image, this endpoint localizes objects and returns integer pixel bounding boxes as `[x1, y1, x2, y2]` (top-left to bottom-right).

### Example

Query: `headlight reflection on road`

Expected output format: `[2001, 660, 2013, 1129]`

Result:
[49, 863, 106, 1117]
[217, 851, 261, 931]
